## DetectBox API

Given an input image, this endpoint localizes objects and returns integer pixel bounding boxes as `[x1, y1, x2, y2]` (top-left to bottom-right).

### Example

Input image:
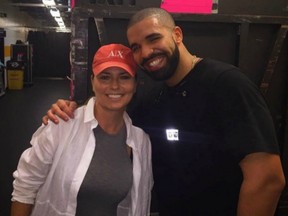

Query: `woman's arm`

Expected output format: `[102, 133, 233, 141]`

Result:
[11, 124, 59, 214]
[11, 201, 33, 216]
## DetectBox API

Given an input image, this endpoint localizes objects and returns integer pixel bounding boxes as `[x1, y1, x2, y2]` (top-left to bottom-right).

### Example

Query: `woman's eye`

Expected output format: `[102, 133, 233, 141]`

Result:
[98, 75, 110, 80]
[120, 75, 132, 80]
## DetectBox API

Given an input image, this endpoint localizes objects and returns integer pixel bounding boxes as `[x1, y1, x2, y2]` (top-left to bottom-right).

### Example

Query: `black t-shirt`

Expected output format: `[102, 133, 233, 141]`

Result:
[129, 58, 279, 216]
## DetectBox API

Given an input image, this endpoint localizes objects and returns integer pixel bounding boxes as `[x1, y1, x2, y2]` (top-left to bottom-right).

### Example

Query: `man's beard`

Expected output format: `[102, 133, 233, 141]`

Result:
[142, 43, 180, 82]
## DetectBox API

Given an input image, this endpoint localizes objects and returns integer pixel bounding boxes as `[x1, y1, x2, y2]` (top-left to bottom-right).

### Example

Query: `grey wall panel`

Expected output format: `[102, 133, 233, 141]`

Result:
[219, 0, 288, 16]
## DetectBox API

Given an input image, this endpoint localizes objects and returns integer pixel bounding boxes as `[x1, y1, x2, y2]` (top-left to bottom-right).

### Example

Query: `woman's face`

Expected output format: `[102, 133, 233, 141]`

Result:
[92, 67, 136, 112]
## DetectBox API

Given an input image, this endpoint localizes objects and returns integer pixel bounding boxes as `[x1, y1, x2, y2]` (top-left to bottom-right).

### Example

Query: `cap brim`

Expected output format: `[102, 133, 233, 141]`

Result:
[93, 61, 135, 77]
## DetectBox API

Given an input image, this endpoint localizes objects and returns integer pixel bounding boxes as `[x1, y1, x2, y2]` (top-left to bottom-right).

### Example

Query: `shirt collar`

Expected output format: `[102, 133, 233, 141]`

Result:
[83, 97, 137, 150]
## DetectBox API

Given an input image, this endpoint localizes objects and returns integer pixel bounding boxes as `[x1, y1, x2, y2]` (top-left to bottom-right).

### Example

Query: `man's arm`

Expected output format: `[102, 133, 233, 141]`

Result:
[238, 152, 286, 216]
[11, 201, 33, 216]
[42, 99, 78, 125]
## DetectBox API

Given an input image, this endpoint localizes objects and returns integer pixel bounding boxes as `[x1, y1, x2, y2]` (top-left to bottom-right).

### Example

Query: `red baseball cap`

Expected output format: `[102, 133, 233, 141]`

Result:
[92, 44, 137, 77]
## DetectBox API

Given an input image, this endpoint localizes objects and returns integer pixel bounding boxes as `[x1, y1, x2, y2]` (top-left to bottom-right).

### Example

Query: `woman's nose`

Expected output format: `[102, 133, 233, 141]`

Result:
[110, 78, 120, 89]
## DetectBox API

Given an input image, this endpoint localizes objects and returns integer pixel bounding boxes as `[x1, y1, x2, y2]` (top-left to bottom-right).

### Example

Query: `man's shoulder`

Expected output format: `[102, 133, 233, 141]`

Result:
[193, 58, 248, 88]
[197, 58, 239, 77]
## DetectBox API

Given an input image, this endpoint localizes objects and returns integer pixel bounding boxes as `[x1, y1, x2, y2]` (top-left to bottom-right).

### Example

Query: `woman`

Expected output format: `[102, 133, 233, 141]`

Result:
[11, 44, 153, 216]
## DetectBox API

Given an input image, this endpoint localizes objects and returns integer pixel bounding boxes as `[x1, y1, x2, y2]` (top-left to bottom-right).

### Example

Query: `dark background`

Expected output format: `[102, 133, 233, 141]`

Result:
[0, 0, 288, 215]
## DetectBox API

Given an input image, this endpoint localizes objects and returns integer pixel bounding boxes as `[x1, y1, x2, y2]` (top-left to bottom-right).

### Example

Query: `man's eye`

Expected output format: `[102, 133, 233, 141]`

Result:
[150, 36, 161, 42]
[131, 45, 139, 53]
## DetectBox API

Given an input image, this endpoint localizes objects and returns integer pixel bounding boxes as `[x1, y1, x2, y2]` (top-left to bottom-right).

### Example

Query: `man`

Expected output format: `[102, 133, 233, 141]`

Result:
[44, 8, 285, 216]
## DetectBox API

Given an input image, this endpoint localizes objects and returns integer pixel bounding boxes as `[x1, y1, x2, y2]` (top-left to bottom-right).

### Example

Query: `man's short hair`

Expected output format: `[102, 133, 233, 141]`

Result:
[127, 7, 175, 30]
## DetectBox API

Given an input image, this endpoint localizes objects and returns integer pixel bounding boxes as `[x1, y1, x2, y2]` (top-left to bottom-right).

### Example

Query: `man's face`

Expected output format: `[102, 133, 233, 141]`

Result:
[127, 17, 180, 81]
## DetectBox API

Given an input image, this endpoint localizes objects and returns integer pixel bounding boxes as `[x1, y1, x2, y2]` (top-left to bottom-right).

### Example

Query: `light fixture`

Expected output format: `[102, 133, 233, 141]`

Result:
[42, 0, 56, 6]
[54, 16, 63, 22]
[44, 0, 68, 30]
[57, 21, 65, 26]
[55, 17, 66, 29]
[50, 7, 60, 17]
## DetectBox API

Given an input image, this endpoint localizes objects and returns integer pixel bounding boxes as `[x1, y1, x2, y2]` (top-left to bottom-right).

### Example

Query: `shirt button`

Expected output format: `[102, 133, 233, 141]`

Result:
[182, 91, 187, 97]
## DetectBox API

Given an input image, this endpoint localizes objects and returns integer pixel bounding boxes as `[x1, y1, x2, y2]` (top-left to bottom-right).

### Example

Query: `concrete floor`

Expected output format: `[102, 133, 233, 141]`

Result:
[0, 78, 70, 215]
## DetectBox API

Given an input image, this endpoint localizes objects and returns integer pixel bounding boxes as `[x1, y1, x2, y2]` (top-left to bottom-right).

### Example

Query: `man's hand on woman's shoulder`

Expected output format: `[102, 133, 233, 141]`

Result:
[42, 99, 78, 125]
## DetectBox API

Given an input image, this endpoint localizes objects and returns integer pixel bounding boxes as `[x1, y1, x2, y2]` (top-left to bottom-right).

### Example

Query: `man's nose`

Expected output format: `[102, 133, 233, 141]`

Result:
[141, 45, 154, 59]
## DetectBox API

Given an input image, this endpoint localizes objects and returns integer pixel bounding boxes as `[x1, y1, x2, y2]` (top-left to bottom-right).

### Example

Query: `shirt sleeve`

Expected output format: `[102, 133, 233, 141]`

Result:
[142, 132, 153, 215]
[11, 123, 59, 204]
[212, 69, 279, 161]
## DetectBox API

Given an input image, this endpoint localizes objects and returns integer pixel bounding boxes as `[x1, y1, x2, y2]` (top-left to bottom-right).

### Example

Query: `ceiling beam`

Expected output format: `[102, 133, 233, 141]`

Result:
[10, 3, 69, 9]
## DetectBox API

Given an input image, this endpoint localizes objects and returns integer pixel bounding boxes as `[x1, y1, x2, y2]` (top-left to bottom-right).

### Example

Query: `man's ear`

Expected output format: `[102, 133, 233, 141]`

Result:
[173, 26, 183, 44]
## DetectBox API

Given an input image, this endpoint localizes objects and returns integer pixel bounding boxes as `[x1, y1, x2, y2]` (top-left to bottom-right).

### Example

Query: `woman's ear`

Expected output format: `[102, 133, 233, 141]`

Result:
[133, 78, 137, 94]
[133, 85, 137, 94]
[91, 74, 95, 93]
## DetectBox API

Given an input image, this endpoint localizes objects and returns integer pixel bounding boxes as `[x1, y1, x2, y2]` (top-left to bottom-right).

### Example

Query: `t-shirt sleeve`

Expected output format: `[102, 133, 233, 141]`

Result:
[212, 68, 279, 161]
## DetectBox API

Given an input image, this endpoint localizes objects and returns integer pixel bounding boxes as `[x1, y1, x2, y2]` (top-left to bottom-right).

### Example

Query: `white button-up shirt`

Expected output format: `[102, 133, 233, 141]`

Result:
[12, 97, 153, 216]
